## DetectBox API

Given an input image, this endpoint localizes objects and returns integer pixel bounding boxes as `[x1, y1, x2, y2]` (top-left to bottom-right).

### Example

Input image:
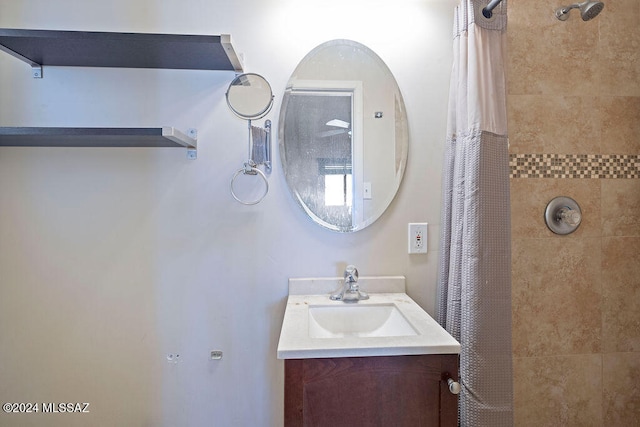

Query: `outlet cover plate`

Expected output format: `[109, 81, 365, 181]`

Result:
[408, 223, 428, 254]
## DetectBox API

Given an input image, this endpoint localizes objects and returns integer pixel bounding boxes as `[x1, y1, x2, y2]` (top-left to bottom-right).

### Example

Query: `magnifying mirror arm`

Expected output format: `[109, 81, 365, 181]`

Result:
[263, 120, 272, 172]
[247, 119, 253, 165]
[247, 119, 272, 171]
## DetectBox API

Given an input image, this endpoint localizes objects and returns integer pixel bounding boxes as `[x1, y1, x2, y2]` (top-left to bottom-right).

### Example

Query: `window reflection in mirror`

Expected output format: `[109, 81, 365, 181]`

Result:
[321, 160, 352, 207]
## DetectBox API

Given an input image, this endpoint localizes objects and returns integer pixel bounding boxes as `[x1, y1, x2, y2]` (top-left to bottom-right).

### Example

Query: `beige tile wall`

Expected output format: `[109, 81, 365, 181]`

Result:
[508, 0, 640, 425]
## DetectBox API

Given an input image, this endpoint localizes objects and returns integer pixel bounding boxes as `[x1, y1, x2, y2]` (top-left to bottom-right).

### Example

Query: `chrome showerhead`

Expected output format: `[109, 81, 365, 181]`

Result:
[555, 1, 604, 21]
[578, 1, 604, 20]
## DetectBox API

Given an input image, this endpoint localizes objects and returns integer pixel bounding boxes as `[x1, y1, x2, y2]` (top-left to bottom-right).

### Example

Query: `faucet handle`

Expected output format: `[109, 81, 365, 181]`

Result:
[344, 265, 359, 282]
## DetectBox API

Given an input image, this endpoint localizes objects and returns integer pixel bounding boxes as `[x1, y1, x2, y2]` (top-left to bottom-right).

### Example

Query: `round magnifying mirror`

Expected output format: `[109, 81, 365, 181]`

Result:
[226, 73, 274, 120]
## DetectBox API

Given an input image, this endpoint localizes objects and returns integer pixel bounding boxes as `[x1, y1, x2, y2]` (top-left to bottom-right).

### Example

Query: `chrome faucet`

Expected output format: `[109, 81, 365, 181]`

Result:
[330, 265, 369, 302]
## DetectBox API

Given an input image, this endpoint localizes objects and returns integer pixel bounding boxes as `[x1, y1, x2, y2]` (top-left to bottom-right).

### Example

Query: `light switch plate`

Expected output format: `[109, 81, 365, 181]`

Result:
[363, 182, 372, 199]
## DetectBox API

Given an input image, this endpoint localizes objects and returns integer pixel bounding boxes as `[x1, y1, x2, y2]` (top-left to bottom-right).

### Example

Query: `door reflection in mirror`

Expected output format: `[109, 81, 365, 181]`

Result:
[283, 88, 361, 229]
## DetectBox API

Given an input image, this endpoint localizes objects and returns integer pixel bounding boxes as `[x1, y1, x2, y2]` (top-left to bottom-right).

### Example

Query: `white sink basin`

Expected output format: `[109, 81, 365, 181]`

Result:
[308, 304, 418, 338]
[277, 276, 461, 359]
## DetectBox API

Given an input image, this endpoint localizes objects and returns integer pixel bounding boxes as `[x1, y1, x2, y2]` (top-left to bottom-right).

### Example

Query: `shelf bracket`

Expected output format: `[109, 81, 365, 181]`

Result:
[32, 65, 43, 79]
[161, 127, 197, 160]
[186, 128, 197, 160]
[220, 34, 244, 73]
[0, 42, 43, 78]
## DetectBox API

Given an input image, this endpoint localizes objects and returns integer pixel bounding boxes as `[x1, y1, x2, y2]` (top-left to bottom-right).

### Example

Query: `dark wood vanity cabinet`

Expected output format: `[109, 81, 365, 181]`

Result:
[284, 354, 459, 427]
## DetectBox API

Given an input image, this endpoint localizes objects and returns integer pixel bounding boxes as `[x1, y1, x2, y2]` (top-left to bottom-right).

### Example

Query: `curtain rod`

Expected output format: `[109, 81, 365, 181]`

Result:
[482, 0, 503, 18]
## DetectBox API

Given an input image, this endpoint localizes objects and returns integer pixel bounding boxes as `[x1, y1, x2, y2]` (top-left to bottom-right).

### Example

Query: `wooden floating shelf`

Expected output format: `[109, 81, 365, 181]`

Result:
[0, 127, 197, 150]
[0, 29, 236, 158]
[0, 28, 243, 74]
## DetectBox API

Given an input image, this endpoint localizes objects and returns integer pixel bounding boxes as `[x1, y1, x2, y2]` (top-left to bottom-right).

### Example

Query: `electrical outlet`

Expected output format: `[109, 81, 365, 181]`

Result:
[408, 223, 428, 254]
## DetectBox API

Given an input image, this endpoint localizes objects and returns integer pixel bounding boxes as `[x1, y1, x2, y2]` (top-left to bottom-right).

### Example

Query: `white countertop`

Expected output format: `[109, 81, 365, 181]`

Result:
[277, 277, 461, 359]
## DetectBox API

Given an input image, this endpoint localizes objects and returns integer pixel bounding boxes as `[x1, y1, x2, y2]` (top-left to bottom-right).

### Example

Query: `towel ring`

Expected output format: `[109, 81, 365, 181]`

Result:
[230, 161, 269, 205]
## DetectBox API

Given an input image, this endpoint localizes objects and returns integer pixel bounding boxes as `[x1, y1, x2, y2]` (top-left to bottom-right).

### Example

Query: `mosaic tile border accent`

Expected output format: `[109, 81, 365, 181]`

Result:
[510, 154, 640, 179]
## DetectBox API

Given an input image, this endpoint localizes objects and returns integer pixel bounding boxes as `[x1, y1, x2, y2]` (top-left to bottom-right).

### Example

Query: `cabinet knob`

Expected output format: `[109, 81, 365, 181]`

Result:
[447, 378, 461, 395]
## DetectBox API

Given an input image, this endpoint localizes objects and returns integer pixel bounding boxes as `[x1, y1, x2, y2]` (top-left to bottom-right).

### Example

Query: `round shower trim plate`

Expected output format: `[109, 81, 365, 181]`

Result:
[544, 196, 582, 235]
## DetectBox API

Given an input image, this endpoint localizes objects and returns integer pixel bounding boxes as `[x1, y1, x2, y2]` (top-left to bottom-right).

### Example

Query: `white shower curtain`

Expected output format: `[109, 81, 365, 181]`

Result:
[436, 0, 513, 425]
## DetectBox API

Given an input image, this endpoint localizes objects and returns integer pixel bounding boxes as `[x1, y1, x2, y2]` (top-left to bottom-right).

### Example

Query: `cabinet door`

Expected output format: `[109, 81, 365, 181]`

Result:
[285, 354, 458, 427]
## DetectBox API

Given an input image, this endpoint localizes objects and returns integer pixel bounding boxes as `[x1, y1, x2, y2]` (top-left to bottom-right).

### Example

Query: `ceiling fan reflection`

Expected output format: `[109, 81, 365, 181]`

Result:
[318, 119, 351, 138]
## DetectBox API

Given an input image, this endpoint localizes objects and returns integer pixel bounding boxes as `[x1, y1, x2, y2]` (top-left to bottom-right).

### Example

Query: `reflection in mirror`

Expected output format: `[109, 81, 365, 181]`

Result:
[284, 90, 357, 228]
[279, 40, 408, 232]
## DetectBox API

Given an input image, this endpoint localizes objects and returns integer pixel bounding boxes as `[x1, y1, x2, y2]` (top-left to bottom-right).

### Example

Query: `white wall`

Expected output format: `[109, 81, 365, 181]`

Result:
[0, 0, 454, 425]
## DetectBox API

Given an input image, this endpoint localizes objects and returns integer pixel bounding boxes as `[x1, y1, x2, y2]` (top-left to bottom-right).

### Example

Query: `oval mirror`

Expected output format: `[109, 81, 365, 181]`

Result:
[226, 73, 274, 120]
[279, 40, 409, 232]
